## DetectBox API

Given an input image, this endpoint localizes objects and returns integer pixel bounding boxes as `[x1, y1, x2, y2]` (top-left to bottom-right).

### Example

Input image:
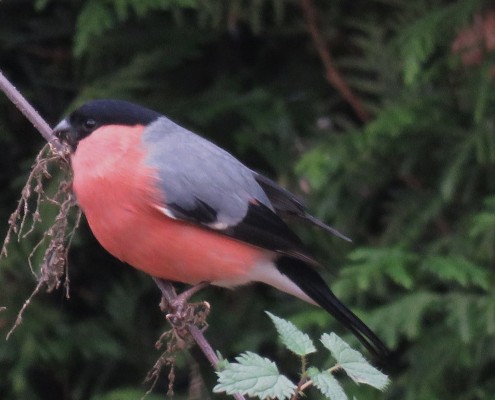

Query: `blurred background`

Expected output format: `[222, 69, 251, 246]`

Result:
[1, 0, 495, 399]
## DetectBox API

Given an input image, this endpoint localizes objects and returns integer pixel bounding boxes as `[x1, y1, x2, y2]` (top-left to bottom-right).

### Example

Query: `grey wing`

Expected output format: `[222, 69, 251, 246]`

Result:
[142, 117, 309, 256]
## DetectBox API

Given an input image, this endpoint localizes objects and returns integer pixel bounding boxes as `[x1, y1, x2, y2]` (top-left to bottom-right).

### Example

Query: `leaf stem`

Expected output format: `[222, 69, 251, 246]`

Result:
[295, 364, 342, 396]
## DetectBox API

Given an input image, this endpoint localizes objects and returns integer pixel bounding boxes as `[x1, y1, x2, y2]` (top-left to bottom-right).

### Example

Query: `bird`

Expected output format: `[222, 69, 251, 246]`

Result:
[53, 99, 389, 359]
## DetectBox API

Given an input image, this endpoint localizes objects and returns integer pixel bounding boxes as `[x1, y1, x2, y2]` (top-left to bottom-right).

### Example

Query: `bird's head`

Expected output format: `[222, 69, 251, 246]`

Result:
[53, 99, 161, 151]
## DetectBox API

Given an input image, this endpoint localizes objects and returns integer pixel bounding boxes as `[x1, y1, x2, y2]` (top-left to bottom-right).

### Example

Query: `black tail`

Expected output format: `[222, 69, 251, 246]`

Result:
[276, 256, 389, 360]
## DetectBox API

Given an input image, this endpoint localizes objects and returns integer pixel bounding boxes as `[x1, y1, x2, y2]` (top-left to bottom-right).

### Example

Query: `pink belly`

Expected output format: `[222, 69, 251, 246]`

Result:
[89, 206, 268, 284]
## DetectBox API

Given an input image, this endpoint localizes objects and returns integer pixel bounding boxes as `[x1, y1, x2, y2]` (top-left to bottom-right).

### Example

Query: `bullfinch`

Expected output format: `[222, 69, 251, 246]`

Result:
[53, 99, 388, 359]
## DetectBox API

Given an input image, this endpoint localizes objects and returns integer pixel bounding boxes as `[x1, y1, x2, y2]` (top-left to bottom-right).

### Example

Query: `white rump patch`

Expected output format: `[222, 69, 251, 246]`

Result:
[212, 260, 316, 306]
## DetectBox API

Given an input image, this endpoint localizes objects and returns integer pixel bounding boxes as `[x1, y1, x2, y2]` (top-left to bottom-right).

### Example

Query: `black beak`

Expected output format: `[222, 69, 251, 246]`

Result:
[53, 119, 77, 150]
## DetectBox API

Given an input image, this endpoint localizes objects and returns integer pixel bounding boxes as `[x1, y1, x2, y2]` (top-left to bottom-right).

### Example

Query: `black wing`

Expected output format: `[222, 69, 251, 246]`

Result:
[253, 173, 351, 242]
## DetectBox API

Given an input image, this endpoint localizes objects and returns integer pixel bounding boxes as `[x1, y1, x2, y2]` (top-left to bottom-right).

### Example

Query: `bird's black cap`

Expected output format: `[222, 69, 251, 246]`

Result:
[53, 99, 161, 150]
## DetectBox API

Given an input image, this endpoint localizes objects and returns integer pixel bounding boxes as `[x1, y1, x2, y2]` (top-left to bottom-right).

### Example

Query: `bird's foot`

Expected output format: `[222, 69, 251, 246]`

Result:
[159, 281, 209, 315]
[166, 300, 210, 337]
[157, 281, 210, 338]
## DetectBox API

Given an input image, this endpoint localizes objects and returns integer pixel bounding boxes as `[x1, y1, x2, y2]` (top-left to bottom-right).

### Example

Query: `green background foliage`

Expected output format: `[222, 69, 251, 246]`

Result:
[1, 0, 495, 398]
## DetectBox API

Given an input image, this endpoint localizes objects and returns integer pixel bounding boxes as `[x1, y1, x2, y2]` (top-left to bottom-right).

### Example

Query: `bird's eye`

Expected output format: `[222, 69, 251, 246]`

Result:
[83, 119, 96, 130]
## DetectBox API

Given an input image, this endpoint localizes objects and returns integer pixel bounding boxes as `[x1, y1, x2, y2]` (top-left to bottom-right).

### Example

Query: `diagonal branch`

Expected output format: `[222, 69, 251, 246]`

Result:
[299, 0, 371, 122]
[0, 70, 64, 152]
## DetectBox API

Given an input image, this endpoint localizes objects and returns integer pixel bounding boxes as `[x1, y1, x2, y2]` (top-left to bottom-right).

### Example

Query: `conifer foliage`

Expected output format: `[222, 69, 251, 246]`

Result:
[1, 0, 494, 399]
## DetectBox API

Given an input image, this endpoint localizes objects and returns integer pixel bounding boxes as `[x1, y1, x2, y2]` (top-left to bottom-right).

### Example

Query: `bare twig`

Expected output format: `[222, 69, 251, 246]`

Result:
[299, 0, 371, 122]
[0, 70, 64, 152]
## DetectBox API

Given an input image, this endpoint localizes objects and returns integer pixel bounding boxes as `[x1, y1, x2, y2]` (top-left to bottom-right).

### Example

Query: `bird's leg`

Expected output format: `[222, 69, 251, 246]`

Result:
[153, 278, 209, 313]
[170, 281, 209, 313]
[153, 278, 210, 328]
[166, 282, 210, 335]
[153, 278, 177, 312]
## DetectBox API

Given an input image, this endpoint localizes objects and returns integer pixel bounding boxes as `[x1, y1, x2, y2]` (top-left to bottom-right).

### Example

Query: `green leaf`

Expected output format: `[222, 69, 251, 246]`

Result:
[307, 367, 348, 400]
[469, 196, 495, 261]
[74, 0, 198, 56]
[446, 293, 474, 342]
[321, 333, 389, 390]
[369, 291, 439, 347]
[34, 0, 50, 11]
[214, 351, 296, 399]
[440, 139, 473, 201]
[363, 103, 418, 141]
[342, 246, 417, 290]
[74, 0, 115, 57]
[396, 0, 478, 85]
[422, 256, 489, 290]
[266, 312, 316, 356]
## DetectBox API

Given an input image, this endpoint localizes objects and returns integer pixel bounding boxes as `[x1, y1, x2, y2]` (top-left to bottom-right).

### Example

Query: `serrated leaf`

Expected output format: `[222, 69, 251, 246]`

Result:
[308, 367, 348, 400]
[266, 312, 316, 356]
[214, 351, 296, 399]
[321, 333, 389, 390]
